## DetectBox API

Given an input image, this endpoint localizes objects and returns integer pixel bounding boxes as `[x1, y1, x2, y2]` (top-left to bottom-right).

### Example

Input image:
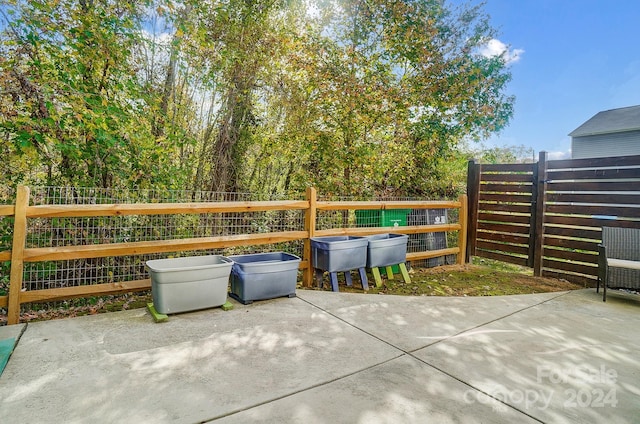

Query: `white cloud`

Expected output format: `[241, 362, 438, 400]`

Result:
[480, 39, 524, 65]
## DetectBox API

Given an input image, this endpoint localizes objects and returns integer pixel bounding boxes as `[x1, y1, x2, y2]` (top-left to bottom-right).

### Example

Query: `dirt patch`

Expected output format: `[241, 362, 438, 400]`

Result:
[306, 263, 586, 297]
[1, 293, 153, 325]
[3, 260, 587, 324]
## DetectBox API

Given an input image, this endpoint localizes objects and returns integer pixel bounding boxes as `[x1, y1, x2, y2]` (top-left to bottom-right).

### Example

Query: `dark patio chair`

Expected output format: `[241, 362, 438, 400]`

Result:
[597, 226, 640, 302]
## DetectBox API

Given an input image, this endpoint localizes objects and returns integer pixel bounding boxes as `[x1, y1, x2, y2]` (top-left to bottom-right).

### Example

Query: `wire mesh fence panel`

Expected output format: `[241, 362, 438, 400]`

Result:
[0, 187, 15, 301]
[315, 193, 455, 231]
[3, 186, 463, 317]
[14, 187, 306, 313]
[315, 193, 461, 268]
[316, 210, 357, 231]
[0, 217, 12, 251]
[28, 186, 303, 205]
[25, 210, 305, 249]
[0, 186, 15, 204]
[0, 233, 8, 297]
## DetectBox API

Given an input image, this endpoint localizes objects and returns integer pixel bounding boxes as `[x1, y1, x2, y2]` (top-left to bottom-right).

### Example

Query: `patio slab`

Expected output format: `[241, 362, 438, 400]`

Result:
[213, 354, 540, 424]
[413, 289, 640, 424]
[0, 322, 26, 341]
[0, 288, 637, 423]
[296, 289, 565, 352]
[0, 297, 401, 423]
[0, 323, 25, 377]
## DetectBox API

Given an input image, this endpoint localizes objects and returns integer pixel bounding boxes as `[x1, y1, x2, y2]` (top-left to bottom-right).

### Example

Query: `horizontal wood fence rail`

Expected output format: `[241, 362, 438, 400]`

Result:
[19, 232, 310, 262]
[467, 152, 640, 285]
[25, 201, 310, 218]
[1, 186, 467, 325]
[0, 206, 14, 216]
[18, 279, 152, 304]
[314, 223, 461, 237]
[315, 200, 461, 210]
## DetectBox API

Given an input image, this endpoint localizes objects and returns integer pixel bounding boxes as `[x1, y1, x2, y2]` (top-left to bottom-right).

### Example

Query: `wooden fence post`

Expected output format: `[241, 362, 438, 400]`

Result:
[527, 159, 540, 268]
[303, 187, 317, 287]
[533, 152, 548, 276]
[466, 159, 480, 263]
[457, 193, 468, 265]
[8, 185, 30, 325]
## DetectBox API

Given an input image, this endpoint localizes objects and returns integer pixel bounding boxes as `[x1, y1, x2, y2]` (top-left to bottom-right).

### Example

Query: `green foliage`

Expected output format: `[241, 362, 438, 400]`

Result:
[476, 144, 536, 164]
[0, 0, 195, 189]
[1, 0, 515, 198]
[262, 0, 515, 197]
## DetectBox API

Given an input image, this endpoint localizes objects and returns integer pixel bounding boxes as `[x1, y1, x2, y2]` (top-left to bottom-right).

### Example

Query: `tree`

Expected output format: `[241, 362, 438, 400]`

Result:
[478, 144, 535, 164]
[0, 0, 196, 189]
[282, 0, 514, 197]
[1, 0, 515, 199]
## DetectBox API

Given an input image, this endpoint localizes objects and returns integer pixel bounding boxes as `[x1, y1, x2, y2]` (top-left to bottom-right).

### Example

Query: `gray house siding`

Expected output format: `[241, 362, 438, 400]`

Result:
[569, 105, 640, 159]
[572, 130, 640, 159]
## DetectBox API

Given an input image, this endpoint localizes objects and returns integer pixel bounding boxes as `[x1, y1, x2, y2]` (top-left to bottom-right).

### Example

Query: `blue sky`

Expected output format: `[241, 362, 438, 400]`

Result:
[473, 0, 640, 159]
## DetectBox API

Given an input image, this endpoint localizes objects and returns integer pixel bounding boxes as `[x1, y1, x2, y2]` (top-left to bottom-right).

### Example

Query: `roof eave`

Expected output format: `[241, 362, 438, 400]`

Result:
[569, 127, 640, 138]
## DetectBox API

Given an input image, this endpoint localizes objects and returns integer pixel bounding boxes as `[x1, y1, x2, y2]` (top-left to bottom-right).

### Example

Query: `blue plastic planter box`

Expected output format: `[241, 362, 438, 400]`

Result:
[228, 252, 301, 304]
[365, 233, 409, 269]
[146, 255, 233, 314]
[310, 236, 368, 272]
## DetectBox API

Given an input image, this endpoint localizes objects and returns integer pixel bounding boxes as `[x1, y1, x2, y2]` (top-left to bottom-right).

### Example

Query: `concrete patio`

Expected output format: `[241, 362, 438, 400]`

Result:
[0, 288, 638, 423]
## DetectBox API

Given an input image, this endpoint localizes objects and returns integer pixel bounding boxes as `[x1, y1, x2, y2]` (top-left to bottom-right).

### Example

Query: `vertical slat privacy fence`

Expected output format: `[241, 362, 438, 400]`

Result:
[468, 152, 640, 285]
[1, 187, 468, 325]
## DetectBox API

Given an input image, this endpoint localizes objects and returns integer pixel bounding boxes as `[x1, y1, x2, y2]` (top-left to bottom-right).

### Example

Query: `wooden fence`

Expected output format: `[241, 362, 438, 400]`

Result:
[1, 186, 468, 325]
[467, 152, 640, 284]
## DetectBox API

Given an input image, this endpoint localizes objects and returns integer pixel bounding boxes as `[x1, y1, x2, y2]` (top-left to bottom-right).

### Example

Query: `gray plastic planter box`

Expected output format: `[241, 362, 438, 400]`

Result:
[310, 236, 368, 272]
[146, 255, 233, 314]
[365, 233, 409, 268]
[228, 252, 301, 304]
